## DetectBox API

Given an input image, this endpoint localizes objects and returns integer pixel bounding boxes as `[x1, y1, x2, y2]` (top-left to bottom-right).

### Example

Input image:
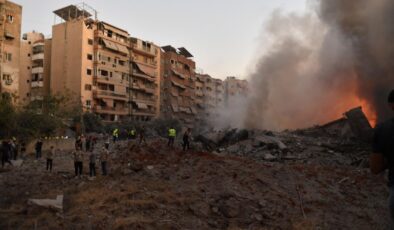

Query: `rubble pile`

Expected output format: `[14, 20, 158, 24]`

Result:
[0, 108, 390, 229]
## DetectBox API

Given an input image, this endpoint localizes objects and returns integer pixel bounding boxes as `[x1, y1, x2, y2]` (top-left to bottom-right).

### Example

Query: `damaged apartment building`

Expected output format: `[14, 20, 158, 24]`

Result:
[0, 0, 21, 103]
[50, 4, 160, 122]
[195, 74, 225, 121]
[160, 45, 197, 125]
[19, 31, 51, 105]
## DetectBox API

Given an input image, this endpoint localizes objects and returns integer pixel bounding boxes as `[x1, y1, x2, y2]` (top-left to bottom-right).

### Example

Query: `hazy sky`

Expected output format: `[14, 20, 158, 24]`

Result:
[13, 0, 306, 79]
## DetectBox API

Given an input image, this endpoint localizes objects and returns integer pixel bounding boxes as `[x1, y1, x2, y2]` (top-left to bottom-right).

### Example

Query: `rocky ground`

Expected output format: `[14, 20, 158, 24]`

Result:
[0, 130, 390, 229]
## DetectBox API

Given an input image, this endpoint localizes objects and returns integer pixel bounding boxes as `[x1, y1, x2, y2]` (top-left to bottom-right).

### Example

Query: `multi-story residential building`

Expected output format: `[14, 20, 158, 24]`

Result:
[0, 0, 21, 103]
[130, 37, 160, 121]
[224, 76, 248, 106]
[214, 78, 224, 107]
[160, 45, 196, 125]
[195, 73, 217, 118]
[19, 31, 51, 105]
[51, 4, 160, 122]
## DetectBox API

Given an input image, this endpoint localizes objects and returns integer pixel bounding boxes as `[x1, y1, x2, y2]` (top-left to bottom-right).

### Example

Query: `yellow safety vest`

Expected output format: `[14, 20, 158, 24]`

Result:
[168, 129, 176, 137]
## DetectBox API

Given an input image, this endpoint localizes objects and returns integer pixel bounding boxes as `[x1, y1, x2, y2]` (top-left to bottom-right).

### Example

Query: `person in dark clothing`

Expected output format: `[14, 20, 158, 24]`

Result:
[183, 128, 191, 151]
[46, 146, 54, 172]
[1, 140, 12, 167]
[86, 136, 91, 152]
[73, 147, 84, 178]
[370, 89, 394, 226]
[100, 147, 109, 176]
[139, 126, 147, 145]
[89, 151, 96, 177]
[35, 139, 43, 159]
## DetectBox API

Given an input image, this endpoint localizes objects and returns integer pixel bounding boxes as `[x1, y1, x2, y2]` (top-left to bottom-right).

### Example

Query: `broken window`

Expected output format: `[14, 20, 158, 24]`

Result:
[88, 39, 93, 45]
[86, 100, 91, 106]
[85, 84, 92, 91]
[87, 54, 93, 60]
[87, 69, 92, 75]
[108, 85, 115, 91]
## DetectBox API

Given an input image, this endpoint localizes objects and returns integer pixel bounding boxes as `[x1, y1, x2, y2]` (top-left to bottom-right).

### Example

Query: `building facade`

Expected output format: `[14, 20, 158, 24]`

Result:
[130, 37, 160, 121]
[224, 76, 248, 106]
[50, 4, 160, 122]
[19, 31, 50, 105]
[0, 0, 21, 103]
[160, 45, 196, 126]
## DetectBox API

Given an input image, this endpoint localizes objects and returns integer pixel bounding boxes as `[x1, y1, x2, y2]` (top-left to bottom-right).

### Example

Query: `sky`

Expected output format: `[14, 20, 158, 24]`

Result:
[13, 0, 307, 79]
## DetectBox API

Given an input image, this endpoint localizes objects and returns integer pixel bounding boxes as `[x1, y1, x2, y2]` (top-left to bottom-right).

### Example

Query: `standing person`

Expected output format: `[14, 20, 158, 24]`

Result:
[86, 136, 91, 152]
[100, 147, 109, 176]
[370, 89, 394, 226]
[168, 127, 176, 147]
[183, 128, 191, 151]
[81, 135, 86, 152]
[112, 128, 119, 143]
[1, 140, 12, 168]
[46, 146, 55, 172]
[129, 128, 137, 140]
[35, 139, 43, 159]
[139, 126, 147, 145]
[104, 135, 110, 150]
[9, 139, 15, 160]
[73, 147, 84, 178]
[89, 151, 96, 178]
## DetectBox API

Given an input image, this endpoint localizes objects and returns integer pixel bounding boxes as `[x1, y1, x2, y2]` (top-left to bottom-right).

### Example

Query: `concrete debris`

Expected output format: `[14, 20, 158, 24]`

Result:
[28, 195, 63, 211]
[10, 160, 23, 167]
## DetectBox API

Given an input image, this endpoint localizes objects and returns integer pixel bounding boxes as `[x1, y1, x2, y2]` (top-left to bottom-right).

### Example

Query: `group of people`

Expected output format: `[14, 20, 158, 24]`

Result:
[1, 138, 26, 168]
[73, 135, 109, 178]
[112, 126, 192, 151]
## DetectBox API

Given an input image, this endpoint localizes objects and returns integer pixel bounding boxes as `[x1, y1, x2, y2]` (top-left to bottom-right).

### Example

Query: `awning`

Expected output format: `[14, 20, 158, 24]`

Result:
[136, 63, 154, 77]
[5, 32, 14, 39]
[116, 44, 129, 55]
[136, 102, 148, 110]
[102, 39, 118, 52]
[172, 70, 186, 79]
[171, 80, 186, 89]
[171, 103, 179, 112]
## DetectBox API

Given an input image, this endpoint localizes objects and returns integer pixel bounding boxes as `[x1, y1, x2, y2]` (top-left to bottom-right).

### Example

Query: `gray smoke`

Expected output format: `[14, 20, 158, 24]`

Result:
[244, 0, 394, 130]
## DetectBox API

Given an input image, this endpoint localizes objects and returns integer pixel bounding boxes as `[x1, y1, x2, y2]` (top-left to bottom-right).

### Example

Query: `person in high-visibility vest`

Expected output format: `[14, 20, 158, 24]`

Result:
[112, 128, 119, 143]
[129, 128, 136, 140]
[168, 127, 176, 147]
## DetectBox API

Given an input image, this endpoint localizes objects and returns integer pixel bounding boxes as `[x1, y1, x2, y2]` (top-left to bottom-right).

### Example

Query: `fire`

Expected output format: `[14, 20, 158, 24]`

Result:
[335, 94, 377, 128]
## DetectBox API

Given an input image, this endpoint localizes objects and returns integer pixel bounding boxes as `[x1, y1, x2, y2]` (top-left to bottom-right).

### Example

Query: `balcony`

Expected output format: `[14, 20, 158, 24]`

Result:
[31, 81, 44, 88]
[32, 53, 44, 61]
[131, 96, 156, 106]
[93, 90, 128, 101]
[94, 105, 129, 115]
[32, 67, 44, 74]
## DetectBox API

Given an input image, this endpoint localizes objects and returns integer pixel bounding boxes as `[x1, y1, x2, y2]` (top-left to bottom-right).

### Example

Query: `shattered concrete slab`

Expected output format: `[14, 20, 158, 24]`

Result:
[28, 195, 63, 211]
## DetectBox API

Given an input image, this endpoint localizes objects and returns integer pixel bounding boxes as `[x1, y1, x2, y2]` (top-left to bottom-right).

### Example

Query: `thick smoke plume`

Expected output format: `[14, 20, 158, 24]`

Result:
[243, 0, 394, 130]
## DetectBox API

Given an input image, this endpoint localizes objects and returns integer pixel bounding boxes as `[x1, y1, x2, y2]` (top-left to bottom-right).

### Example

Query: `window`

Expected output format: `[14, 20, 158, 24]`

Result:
[88, 39, 93, 45]
[101, 70, 108, 77]
[85, 84, 92, 91]
[27, 66, 30, 70]
[87, 69, 92, 75]
[28, 41, 31, 45]
[6, 15, 13, 23]
[26, 80, 30, 83]
[87, 54, 93, 60]
[5, 53, 12, 61]
[107, 30, 113, 38]
[28, 53, 30, 57]
[86, 100, 91, 106]
[26, 93, 30, 97]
